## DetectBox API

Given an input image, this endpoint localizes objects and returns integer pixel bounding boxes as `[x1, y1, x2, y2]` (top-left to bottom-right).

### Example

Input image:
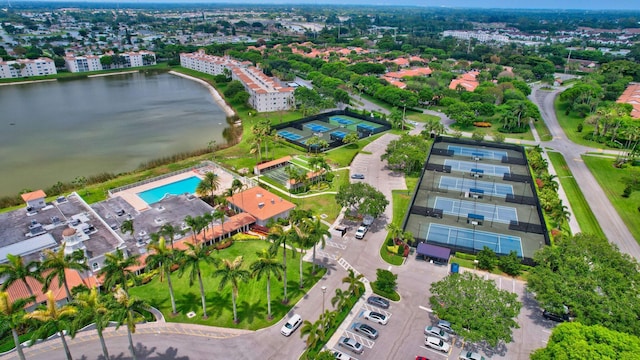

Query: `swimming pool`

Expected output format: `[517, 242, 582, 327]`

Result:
[137, 176, 201, 204]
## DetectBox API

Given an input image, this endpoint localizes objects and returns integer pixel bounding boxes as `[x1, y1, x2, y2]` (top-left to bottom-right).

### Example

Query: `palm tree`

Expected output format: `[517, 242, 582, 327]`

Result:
[268, 224, 295, 304]
[331, 288, 348, 310]
[160, 223, 179, 249]
[304, 217, 330, 275]
[0, 254, 42, 297]
[177, 242, 219, 318]
[146, 237, 178, 315]
[289, 223, 309, 289]
[250, 249, 284, 320]
[97, 248, 140, 292]
[41, 245, 89, 302]
[213, 209, 226, 240]
[202, 212, 214, 242]
[342, 269, 365, 298]
[184, 215, 206, 244]
[120, 219, 134, 236]
[299, 318, 324, 348]
[0, 292, 33, 360]
[25, 290, 77, 360]
[212, 256, 250, 324]
[197, 171, 221, 199]
[113, 287, 149, 360]
[73, 288, 111, 360]
[386, 223, 402, 241]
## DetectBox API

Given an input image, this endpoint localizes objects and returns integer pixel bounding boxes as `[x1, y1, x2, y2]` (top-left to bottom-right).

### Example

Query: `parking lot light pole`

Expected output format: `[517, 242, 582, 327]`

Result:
[321, 286, 327, 319]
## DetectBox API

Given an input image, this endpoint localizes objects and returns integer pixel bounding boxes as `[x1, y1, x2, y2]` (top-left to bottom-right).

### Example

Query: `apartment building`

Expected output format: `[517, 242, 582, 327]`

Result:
[0, 57, 57, 79]
[64, 54, 102, 72]
[180, 49, 295, 113]
[64, 51, 156, 73]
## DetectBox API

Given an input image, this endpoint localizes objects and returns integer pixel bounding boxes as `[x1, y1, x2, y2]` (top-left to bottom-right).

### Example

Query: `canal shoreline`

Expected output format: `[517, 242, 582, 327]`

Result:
[168, 70, 236, 118]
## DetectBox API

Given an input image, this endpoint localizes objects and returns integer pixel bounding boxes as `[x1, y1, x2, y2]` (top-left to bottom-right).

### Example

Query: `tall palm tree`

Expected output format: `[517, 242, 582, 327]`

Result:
[331, 288, 348, 311]
[184, 215, 207, 244]
[97, 248, 140, 292]
[120, 219, 134, 236]
[342, 269, 365, 298]
[212, 256, 250, 324]
[41, 245, 89, 302]
[146, 237, 178, 315]
[0, 254, 42, 297]
[250, 249, 284, 320]
[177, 242, 219, 318]
[113, 287, 149, 360]
[160, 223, 179, 249]
[268, 224, 294, 304]
[196, 171, 220, 200]
[304, 217, 330, 275]
[25, 290, 77, 360]
[213, 209, 226, 240]
[386, 223, 403, 241]
[202, 212, 214, 242]
[299, 318, 324, 348]
[0, 292, 33, 360]
[73, 288, 111, 360]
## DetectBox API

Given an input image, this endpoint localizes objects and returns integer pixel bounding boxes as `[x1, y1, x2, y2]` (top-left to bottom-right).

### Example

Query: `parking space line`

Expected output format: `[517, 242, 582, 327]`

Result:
[419, 345, 450, 357]
[419, 306, 433, 312]
[344, 330, 375, 348]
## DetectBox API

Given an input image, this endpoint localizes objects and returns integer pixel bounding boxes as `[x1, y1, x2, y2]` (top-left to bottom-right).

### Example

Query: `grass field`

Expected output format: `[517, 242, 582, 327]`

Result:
[553, 98, 613, 149]
[582, 155, 640, 242]
[547, 152, 605, 238]
[129, 239, 324, 330]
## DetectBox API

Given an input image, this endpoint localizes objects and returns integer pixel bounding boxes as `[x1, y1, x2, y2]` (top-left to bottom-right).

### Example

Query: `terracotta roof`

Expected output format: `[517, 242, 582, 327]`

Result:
[227, 187, 295, 222]
[5, 269, 84, 306]
[449, 71, 480, 92]
[62, 227, 77, 236]
[617, 83, 640, 119]
[21, 190, 46, 202]
[256, 156, 292, 172]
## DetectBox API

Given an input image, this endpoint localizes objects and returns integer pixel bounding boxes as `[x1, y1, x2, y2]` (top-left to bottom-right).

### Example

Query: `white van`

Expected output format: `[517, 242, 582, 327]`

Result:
[280, 314, 302, 336]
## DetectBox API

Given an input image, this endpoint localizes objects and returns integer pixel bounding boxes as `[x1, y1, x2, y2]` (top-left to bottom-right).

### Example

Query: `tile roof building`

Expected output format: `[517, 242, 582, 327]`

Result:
[180, 49, 295, 113]
[64, 51, 156, 73]
[227, 187, 295, 226]
[0, 57, 57, 79]
[617, 83, 640, 119]
[449, 71, 481, 92]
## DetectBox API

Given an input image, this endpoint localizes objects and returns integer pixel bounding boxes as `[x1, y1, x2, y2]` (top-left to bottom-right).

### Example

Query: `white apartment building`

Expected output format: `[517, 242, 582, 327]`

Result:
[442, 30, 509, 43]
[0, 58, 57, 79]
[180, 49, 295, 113]
[64, 51, 156, 73]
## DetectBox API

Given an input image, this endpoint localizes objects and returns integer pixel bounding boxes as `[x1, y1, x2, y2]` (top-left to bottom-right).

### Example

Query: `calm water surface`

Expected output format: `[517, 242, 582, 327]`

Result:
[0, 72, 228, 197]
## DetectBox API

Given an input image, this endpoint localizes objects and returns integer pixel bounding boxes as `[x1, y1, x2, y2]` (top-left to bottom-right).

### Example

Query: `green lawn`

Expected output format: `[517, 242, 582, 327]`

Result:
[324, 134, 385, 167]
[547, 152, 605, 238]
[533, 119, 553, 142]
[379, 175, 419, 266]
[582, 155, 640, 242]
[129, 239, 324, 330]
[554, 98, 611, 149]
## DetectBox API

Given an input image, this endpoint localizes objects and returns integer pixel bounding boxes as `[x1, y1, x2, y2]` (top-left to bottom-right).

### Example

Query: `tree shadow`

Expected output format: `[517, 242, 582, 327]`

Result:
[175, 291, 200, 314]
[239, 299, 266, 324]
[205, 291, 232, 319]
[316, 257, 337, 276]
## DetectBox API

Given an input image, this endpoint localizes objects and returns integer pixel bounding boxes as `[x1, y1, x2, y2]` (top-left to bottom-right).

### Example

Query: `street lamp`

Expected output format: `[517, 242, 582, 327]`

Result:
[321, 286, 327, 316]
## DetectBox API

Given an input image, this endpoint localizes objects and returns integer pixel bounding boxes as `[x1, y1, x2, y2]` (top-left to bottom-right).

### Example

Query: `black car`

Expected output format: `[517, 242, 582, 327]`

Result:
[367, 296, 390, 309]
[351, 174, 365, 179]
[543, 310, 570, 322]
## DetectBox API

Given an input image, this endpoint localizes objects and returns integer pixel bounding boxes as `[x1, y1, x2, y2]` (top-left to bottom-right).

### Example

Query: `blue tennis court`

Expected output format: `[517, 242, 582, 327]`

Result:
[278, 130, 303, 141]
[330, 131, 347, 140]
[438, 176, 513, 197]
[304, 123, 331, 132]
[447, 145, 508, 160]
[330, 116, 355, 125]
[425, 223, 523, 256]
[444, 159, 511, 176]
[433, 197, 518, 224]
[358, 123, 378, 131]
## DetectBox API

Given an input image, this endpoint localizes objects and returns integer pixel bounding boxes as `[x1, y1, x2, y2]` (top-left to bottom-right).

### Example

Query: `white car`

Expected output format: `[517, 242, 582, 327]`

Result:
[425, 336, 451, 353]
[355, 226, 367, 239]
[333, 350, 359, 360]
[459, 351, 486, 360]
[280, 314, 302, 336]
[424, 325, 450, 341]
[363, 310, 388, 325]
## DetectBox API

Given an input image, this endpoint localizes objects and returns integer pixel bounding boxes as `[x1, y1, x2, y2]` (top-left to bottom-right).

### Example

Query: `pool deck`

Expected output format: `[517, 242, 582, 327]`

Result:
[111, 165, 236, 212]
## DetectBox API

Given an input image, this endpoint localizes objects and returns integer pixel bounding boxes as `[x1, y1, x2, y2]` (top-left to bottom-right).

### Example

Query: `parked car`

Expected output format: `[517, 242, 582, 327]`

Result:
[367, 295, 390, 309]
[351, 174, 365, 179]
[338, 336, 364, 354]
[353, 322, 379, 339]
[280, 314, 302, 336]
[425, 336, 451, 353]
[363, 310, 388, 325]
[355, 226, 368, 239]
[459, 350, 486, 360]
[542, 310, 570, 322]
[415, 357, 430, 360]
[333, 350, 358, 360]
[424, 325, 450, 342]
[436, 319, 456, 335]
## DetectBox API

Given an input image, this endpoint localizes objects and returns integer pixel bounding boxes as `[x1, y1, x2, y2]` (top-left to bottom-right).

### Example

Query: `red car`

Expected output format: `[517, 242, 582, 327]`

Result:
[416, 357, 430, 360]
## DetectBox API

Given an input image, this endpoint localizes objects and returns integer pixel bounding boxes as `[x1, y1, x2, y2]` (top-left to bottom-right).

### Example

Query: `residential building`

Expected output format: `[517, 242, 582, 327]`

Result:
[64, 54, 102, 72]
[449, 71, 481, 92]
[180, 49, 295, 112]
[617, 83, 640, 119]
[0, 58, 57, 79]
[227, 186, 296, 227]
[64, 51, 156, 73]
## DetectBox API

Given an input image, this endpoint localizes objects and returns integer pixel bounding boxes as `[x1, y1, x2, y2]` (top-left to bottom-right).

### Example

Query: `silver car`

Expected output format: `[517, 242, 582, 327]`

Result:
[353, 322, 379, 339]
[424, 325, 450, 341]
[338, 336, 364, 354]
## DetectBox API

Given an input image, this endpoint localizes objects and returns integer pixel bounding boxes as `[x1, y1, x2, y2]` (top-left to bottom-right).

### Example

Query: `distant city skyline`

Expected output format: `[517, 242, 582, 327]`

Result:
[26, 0, 640, 11]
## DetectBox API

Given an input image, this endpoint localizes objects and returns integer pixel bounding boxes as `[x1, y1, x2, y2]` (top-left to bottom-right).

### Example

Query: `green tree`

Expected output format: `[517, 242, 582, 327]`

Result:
[531, 322, 640, 360]
[97, 248, 140, 292]
[498, 251, 522, 277]
[41, 245, 89, 302]
[0, 254, 42, 297]
[177, 242, 219, 319]
[331, 288, 348, 310]
[476, 246, 498, 271]
[303, 216, 330, 274]
[342, 269, 365, 298]
[73, 288, 111, 360]
[527, 233, 640, 336]
[380, 135, 430, 175]
[197, 171, 220, 199]
[335, 182, 389, 218]
[213, 256, 250, 323]
[373, 269, 397, 294]
[25, 291, 77, 360]
[0, 292, 33, 360]
[120, 219, 134, 236]
[429, 272, 521, 347]
[299, 318, 324, 348]
[160, 223, 179, 249]
[250, 249, 284, 320]
[146, 237, 178, 315]
[113, 287, 149, 360]
[342, 132, 360, 146]
[268, 224, 296, 304]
